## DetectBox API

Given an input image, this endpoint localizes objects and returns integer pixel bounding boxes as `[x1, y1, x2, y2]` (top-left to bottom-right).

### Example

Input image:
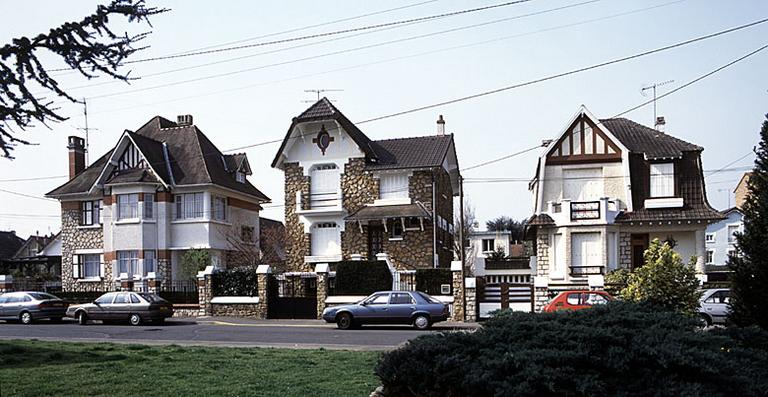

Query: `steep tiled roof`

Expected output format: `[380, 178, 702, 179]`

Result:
[526, 214, 555, 226]
[296, 98, 338, 121]
[47, 116, 270, 202]
[601, 118, 701, 159]
[0, 231, 24, 260]
[105, 168, 161, 185]
[366, 135, 453, 171]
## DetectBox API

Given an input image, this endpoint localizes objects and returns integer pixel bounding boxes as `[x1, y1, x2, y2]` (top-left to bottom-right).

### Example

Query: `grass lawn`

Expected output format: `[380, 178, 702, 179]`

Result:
[0, 340, 380, 397]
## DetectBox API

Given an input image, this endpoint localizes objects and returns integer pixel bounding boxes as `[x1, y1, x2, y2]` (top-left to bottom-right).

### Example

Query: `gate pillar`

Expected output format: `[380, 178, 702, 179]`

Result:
[256, 265, 272, 319]
[315, 263, 329, 320]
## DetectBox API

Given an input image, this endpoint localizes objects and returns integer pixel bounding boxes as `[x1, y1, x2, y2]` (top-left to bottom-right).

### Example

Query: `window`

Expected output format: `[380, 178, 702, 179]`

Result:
[175, 192, 204, 219]
[77, 254, 101, 278]
[212, 195, 227, 221]
[403, 217, 421, 231]
[95, 293, 115, 304]
[389, 219, 404, 239]
[650, 163, 674, 197]
[236, 172, 246, 183]
[114, 293, 130, 304]
[482, 239, 495, 252]
[143, 193, 155, 219]
[566, 293, 581, 305]
[706, 250, 714, 265]
[80, 200, 101, 226]
[390, 293, 414, 305]
[705, 233, 715, 243]
[705, 290, 730, 304]
[366, 294, 390, 305]
[379, 173, 409, 200]
[241, 226, 255, 242]
[728, 248, 737, 258]
[727, 225, 739, 243]
[117, 194, 139, 220]
[144, 250, 156, 275]
[585, 293, 609, 305]
[130, 294, 141, 304]
[117, 250, 139, 277]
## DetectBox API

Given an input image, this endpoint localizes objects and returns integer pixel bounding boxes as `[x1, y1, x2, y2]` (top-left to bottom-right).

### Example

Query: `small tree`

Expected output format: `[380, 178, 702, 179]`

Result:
[486, 247, 508, 261]
[179, 249, 211, 280]
[729, 114, 768, 329]
[453, 201, 477, 272]
[485, 216, 525, 242]
[620, 239, 700, 314]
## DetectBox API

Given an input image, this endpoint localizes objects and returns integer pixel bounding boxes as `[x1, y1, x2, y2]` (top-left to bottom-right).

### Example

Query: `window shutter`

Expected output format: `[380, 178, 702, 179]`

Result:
[99, 254, 105, 277]
[72, 255, 81, 279]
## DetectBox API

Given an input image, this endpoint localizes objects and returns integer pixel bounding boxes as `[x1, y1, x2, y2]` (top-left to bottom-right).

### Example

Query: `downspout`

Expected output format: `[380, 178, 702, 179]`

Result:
[432, 171, 438, 268]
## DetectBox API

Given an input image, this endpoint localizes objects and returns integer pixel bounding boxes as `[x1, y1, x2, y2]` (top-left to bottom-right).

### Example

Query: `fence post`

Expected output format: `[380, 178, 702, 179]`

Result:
[0, 275, 12, 293]
[465, 277, 477, 322]
[119, 273, 134, 291]
[146, 272, 160, 294]
[315, 263, 329, 320]
[197, 265, 215, 317]
[450, 261, 464, 322]
[256, 265, 271, 320]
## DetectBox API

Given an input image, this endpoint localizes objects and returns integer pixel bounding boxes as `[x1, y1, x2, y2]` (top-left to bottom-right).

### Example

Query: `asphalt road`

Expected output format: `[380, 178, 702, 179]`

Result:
[0, 318, 476, 351]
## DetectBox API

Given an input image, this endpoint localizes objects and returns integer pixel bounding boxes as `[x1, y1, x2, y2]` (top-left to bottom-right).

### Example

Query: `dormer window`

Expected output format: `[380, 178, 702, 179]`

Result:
[236, 171, 246, 183]
[650, 163, 674, 197]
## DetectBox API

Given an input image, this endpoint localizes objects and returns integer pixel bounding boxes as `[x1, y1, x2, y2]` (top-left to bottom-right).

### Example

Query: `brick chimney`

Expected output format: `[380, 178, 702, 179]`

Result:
[436, 114, 445, 135]
[177, 114, 193, 126]
[67, 136, 86, 179]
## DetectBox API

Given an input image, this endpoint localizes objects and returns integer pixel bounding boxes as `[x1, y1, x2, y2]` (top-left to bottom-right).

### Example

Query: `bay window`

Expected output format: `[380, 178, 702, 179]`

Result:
[117, 194, 139, 220]
[143, 193, 155, 219]
[175, 192, 204, 219]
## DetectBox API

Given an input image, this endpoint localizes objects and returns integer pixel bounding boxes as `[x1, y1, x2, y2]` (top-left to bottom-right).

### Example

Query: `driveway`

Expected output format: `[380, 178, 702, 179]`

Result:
[0, 317, 478, 351]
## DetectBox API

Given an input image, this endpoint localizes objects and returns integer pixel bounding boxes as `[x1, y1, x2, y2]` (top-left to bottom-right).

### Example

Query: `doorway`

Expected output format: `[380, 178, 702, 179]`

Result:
[368, 225, 384, 260]
[630, 233, 649, 270]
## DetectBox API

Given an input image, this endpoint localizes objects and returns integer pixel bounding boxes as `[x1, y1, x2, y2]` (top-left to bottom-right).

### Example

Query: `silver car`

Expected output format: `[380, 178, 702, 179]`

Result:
[66, 291, 174, 326]
[322, 291, 450, 330]
[699, 288, 730, 325]
[0, 291, 68, 324]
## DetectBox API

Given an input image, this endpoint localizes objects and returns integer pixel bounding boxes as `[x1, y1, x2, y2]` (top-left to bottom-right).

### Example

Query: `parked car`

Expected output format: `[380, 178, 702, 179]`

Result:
[66, 291, 174, 326]
[698, 288, 730, 326]
[322, 291, 450, 330]
[0, 291, 68, 324]
[542, 290, 613, 312]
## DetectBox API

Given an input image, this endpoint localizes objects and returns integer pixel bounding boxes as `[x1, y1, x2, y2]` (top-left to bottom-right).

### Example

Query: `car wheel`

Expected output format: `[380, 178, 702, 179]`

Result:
[336, 313, 353, 330]
[19, 312, 33, 325]
[77, 311, 88, 325]
[129, 314, 142, 326]
[413, 314, 431, 330]
[698, 313, 712, 327]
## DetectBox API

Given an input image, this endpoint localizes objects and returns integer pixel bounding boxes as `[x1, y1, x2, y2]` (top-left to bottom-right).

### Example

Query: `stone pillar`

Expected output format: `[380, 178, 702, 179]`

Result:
[119, 273, 134, 291]
[619, 232, 632, 269]
[197, 265, 215, 317]
[146, 272, 161, 294]
[464, 277, 477, 323]
[315, 263, 329, 320]
[450, 261, 464, 322]
[533, 276, 549, 313]
[256, 265, 271, 319]
[0, 275, 13, 293]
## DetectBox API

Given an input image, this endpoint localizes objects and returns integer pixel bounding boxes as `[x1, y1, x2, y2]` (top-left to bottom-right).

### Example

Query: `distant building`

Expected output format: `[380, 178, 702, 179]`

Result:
[469, 230, 534, 284]
[0, 231, 24, 263]
[704, 207, 743, 282]
[734, 172, 752, 209]
[1, 233, 62, 279]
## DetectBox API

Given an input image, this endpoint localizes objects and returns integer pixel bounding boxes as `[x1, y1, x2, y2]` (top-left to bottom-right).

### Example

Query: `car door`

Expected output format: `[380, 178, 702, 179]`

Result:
[0, 294, 8, 318]
[4, 295, 23, 318]
[707, 290, 729, 323]
[91, 293, 115, 320]
[389, 292, 416, 323]
[111, 293, 131, 320]
[358, 293, 390, 323]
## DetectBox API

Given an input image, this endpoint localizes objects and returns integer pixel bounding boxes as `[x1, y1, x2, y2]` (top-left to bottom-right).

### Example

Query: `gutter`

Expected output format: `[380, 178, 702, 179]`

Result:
[432, 171, 438, 268]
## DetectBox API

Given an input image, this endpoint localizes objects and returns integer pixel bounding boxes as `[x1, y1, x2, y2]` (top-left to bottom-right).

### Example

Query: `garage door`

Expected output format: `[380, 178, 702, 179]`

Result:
[311, 222, 341, 256]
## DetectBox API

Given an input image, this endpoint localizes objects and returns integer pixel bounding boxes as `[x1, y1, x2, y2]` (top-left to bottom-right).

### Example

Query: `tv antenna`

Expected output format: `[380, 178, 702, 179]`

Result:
[75, 98, 99, 164]
[641, 80, 674, 130]
[303, 89, 344, 103]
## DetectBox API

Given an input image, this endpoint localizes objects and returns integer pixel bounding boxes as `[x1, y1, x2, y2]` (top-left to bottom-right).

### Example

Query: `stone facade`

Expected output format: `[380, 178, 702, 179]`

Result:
[464, 280, 477, 322]
[60, 207, 113, 292]
[197, 272, 213, 316]
[283, 162, 311, 271]
[211, 303, 263, 318]
[341, 158, 379, 216]
[618, 232, 632, 269]
[316, 270, 329, 319]
[451, 270, 464, 322]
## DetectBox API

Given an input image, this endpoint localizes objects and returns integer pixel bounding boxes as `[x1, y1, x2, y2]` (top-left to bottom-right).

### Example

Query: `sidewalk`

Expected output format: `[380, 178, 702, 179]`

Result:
[194, 316, 481, 329]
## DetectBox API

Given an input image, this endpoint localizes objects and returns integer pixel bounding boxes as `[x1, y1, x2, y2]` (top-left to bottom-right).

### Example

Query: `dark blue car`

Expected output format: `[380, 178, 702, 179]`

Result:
[322, 291, 449, 330]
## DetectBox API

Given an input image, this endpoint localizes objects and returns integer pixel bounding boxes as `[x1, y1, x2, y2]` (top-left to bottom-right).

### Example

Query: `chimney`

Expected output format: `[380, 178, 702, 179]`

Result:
[177, 114, 194, 126]
[67, 136, 86, 179]
[655, 116, 666, 131]
[436, 114, 445, 135]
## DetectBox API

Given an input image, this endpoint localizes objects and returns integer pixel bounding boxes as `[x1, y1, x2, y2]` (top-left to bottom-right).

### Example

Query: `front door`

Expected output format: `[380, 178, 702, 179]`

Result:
[631, 234, 649, 269]
[368, 225, 384, 260]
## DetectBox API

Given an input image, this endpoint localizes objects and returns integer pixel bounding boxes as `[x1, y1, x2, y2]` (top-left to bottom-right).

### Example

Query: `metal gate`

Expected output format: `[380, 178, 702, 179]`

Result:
[267, 272, 318, 319]
[478, 280, 533, 318]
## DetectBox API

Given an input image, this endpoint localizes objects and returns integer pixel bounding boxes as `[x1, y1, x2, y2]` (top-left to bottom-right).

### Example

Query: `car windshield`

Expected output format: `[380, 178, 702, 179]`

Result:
[139, 293, 167, 303]
[27, 292, 60, 301]
[417, 292, 441, 304]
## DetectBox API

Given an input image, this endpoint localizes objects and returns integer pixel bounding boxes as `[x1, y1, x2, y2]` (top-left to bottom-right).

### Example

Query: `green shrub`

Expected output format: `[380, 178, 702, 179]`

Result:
[334, 261, 392, 295]
[604, 268, 631, 296]
[211, 266, 259, 297]
[415, 268, 452, 295]
[375, 302, 768, 396]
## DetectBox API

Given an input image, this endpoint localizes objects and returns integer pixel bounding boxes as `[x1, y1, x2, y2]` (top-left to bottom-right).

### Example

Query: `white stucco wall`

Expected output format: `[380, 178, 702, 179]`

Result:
[282, 120, 365, 173]
[541, 162, 627, 208]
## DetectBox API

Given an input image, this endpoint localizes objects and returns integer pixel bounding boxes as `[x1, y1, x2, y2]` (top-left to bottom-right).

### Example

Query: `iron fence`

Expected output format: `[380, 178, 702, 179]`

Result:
[159, 280, 199, 304]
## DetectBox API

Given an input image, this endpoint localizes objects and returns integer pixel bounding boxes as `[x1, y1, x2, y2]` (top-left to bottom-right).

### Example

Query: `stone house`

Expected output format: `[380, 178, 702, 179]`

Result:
[46, 115, 270, 292]
[271, 98, 461, 271]
[526, 106, 724, 311]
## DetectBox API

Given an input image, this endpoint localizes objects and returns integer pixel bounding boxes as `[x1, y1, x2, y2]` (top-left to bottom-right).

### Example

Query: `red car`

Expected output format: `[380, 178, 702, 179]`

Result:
[542, 290, 613, 312]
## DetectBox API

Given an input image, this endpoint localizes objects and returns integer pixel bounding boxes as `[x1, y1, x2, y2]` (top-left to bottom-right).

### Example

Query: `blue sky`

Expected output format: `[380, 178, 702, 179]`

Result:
[1, 0, 767, 238]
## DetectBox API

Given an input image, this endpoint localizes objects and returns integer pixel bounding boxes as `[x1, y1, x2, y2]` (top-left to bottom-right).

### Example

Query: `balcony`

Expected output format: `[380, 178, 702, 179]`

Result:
[485, 259, 531, 271]
[546, 198, 621, 225]
[569, 265, 604, 277]
[295, 191, 343, 215]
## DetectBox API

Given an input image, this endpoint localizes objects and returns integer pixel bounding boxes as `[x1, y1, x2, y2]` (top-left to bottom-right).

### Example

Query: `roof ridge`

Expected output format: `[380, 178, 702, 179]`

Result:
[373, 133, 453, 143]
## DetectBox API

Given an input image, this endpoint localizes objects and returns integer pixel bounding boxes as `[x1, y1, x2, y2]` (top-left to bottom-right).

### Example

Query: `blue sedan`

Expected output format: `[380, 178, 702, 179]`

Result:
[322, 291, 450, 330]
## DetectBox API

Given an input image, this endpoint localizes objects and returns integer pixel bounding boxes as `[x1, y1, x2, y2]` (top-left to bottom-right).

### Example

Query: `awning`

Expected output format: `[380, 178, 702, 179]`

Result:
[345, 203, 432, 221]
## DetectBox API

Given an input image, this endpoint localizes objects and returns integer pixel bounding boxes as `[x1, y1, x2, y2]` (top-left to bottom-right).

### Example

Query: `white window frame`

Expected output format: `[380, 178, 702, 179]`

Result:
[212, 195, 227, 221]
[175, 192, 205, 220]
[705, 233, 715, 244]
[379, 173, 409, 200]
[481, 239, 495, 253]
[80, 254, 101, 279]
[117, 194, 139, 220]
[706, 249, 715, 265]
[727, 224, 740, 244]
[650, 163, 675, 198]
[143, 250, 156, 276]
[143, 193, 155, 219]
[236, 172, 246, 183]
[389, 219, 404, 240]
[117, 250, 140, 277]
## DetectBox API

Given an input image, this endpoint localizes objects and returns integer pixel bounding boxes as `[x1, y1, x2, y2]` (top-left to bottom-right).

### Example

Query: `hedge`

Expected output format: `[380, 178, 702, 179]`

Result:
[333, 260, 392, 295]
[415, 268, 452, 295]
[375, 302, 768, 396]
[211, 266, 259, 297]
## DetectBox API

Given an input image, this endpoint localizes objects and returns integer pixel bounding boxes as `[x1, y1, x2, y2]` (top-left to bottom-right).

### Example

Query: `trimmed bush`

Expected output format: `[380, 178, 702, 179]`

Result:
[334, 261, 392, 295]
[211, 266, 259, 297]
[415, 268, 452, 295]
[375, 302, 768, 396]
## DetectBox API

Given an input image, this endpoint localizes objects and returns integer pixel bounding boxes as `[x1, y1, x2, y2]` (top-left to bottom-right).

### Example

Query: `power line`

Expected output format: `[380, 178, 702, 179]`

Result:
[0, 188, 59, 202]
[0, 175, 68, 182]
[704, 150, 755, 178]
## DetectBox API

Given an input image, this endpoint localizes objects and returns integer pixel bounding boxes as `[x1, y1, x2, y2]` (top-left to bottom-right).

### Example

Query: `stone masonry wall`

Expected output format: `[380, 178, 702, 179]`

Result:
[618, 232, 632, 269]
[283, 163, 311, 271]
[340, 158, 379, 216]
[61, 207, 112, 292]
[211, 304, 263, 318]
[534, 230, 551, 312]
[432, 168, 454, 268]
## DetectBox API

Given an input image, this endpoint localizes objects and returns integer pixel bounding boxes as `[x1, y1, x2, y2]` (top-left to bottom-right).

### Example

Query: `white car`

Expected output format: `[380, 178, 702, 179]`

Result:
[698, 288, 730, 326]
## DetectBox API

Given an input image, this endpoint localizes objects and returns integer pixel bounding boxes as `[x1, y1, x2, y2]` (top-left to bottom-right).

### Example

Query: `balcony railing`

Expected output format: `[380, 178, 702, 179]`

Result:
[569, 265, 604, 277]
[485, 259, 531, 270]
[297, 191, 342, 211]
[570, 201, 601, 221]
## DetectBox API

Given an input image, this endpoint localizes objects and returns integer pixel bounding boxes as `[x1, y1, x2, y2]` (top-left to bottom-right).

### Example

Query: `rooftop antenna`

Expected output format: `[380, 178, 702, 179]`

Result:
[303, 89, 344, 103]
[640, 80, 674, 130]
[75, 98, 99, 164]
